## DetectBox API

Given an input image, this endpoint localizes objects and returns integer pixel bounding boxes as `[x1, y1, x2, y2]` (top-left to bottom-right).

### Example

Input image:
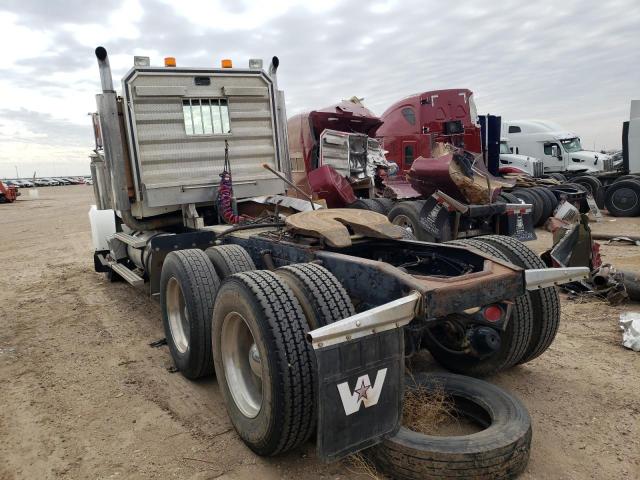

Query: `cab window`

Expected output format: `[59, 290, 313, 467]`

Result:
[508, 125, 521, 133]
[544, 143, 559, 156]
[401, 107, 416, 126]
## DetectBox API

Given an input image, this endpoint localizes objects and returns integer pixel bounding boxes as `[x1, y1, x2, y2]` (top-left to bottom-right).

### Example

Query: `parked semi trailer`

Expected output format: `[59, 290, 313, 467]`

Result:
[89, 47, 587, 470]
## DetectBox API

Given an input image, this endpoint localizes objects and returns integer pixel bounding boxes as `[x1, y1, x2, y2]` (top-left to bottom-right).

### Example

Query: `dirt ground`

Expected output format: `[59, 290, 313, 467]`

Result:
[1, 186, 639, 480]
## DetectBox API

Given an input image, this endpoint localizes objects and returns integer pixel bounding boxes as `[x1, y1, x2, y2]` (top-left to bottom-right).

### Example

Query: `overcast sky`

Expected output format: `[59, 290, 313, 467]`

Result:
[0, 0, 638, 178]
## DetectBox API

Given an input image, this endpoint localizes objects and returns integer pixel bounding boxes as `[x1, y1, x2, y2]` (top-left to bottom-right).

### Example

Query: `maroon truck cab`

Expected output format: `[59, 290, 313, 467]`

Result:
[376, 89, 481, 173]
[288, 101, 381, 174]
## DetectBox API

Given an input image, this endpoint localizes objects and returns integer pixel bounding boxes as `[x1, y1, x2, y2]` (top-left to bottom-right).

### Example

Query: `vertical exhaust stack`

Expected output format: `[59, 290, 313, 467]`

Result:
[94, 46, 130, 214]
[93, 46, 182, 230]
[268, 56, 292, 180]
[95, 46, 114, 92]
[268, 56, 280, 87]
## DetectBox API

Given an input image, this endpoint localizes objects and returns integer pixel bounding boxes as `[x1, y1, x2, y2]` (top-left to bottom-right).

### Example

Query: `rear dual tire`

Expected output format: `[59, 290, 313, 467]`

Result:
[212, 270, 317, 456]
[388, 201, 432, 241]
[276, 263, 355, 329]
[427, 239, 533, 376]
[211, 265, 353, 456]
[349, 198, 387, 215]
[477, 235, 561, 364]
[206, 244, 256, 278]
[511, 189, 544, 226]
[160, 249, 221, 379]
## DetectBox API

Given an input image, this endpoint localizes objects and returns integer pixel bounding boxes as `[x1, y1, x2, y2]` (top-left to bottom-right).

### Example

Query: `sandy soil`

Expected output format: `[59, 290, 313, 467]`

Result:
[1, 186, 639, 480]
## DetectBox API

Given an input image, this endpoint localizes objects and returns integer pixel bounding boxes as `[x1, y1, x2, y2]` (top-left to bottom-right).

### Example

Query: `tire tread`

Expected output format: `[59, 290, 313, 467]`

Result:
[477, 235, 561, 363]
[220, 270, 315, 454]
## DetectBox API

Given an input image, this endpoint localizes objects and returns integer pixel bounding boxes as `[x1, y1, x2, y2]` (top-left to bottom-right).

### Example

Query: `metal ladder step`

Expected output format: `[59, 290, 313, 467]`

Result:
[110, 262, 144, 287]
[114, 232, 146, 248]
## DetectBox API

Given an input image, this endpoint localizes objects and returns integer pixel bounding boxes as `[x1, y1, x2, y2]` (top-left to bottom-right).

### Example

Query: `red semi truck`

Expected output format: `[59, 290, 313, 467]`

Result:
[287, 94, 535, 242]
[376, 88, 482, 172]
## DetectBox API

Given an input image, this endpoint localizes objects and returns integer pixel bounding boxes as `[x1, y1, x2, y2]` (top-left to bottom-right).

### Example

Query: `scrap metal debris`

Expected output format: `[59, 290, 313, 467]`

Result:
[542, 213, 630, 305]
[619, 312, 640, 352]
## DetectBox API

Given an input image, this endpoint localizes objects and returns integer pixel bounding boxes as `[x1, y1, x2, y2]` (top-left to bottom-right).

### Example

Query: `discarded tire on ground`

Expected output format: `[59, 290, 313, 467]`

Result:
[276, 263, 355, 329]
[211, 270, 316, 456]
[369, 373, 531, 480]
[205, 244, 256, 279]
[160, 249, 221, 379]
[476, 235, 561, 364]
[388, 200, 431, 241]
[424, 238, 533, 376]
[604, 179, 640, 217]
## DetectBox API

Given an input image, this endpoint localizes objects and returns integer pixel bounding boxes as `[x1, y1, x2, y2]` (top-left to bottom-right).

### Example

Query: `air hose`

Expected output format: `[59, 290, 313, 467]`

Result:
[217, 140, 243, 224]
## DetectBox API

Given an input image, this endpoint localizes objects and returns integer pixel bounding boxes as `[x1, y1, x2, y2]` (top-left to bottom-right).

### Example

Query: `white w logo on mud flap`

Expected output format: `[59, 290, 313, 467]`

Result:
[336, 368, 387, 416]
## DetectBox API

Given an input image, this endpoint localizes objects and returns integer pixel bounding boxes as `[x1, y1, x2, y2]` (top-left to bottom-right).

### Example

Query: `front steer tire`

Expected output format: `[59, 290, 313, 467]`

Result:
[211, 270, 316, 456]
[369, 373, 531, 480]
[160, 249, 221, 379]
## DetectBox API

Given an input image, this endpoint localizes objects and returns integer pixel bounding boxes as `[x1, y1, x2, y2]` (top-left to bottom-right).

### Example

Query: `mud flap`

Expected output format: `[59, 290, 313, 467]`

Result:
[500, 205, 536, 242]
[314, 328, 404, 462]
[418, 196, 452, 242]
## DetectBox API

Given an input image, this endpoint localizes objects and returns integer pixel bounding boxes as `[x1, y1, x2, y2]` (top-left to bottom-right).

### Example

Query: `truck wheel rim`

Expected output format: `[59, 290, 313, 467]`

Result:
[391, 215, 416, 234]
[221, 312, 262, 418]
[166, 277, 190, 354]
[612, 188, 638, 211]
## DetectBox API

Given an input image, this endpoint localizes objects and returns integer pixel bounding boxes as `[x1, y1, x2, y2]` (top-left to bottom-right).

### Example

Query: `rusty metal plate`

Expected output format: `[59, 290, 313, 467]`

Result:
[285, 208, 404, 247]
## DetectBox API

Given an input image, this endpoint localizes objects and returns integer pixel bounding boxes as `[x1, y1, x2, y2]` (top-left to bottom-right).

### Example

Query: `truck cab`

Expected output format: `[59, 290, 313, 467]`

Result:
[376, 89, 482, 173]
[502, 120, 613, 174]
[498, 138, 543, 177]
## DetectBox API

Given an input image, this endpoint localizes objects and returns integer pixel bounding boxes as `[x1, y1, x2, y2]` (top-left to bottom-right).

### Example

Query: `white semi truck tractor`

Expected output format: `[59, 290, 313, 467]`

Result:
[498, 137, 544, 177]
[502, 119, 615, 175]
[501, 118, 640, 215]
[88, 46, 586, 472]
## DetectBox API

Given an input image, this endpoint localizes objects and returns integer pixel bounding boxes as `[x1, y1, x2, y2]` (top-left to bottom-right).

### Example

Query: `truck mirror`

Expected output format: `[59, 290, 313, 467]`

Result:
[551, 145, 559, 158]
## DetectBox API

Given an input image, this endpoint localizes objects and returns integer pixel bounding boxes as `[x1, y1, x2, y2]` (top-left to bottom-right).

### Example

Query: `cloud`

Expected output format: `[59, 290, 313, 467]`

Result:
[0, 0, 639, 177]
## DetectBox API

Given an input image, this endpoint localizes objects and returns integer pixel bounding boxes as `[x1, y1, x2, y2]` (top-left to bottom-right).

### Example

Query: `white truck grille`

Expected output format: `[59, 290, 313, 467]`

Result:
[532, 161, 544, 178]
